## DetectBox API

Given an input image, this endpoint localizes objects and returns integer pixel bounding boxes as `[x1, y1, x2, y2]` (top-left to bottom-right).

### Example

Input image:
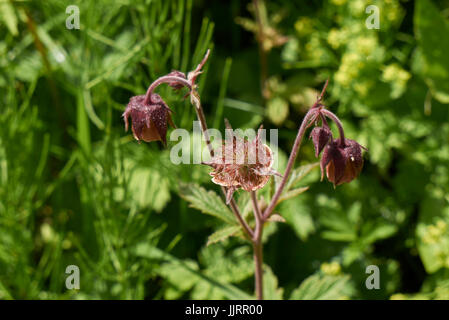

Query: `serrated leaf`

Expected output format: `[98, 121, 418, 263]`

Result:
[158, 259, 199, 298]
[179, 183, 237, 225]
[207, 225, 242, 246]
[416, 195, 449, 273]
[200, 246, 254, 284]
[290, 273, 353, 300]
[362, 223, 397, 245]
[283, 162, 319, 191]
[278, 186, 309, 204]
[319, 202, 360, 242]
[263, 265, 284, 300]
[280, 196, 315, 241]
[133, 243, 252, 300]
[127, 165, 171, 212]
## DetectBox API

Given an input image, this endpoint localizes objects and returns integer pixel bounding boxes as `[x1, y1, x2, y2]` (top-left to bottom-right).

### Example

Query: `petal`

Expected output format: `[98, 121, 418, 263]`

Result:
[323, 141, 346, 185]
[310, 126, 332, 157]
[140, 121, 162, 143]
[148, 96, 170, 145]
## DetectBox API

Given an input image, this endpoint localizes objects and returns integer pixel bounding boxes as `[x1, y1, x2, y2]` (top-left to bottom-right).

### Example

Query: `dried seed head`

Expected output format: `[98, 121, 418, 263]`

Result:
[122, 93, 174, 145]
[204, 127, 280, 203]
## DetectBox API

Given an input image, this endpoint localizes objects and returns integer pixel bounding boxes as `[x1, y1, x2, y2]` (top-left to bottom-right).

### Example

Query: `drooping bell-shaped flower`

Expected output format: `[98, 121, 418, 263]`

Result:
[204, 127, 280, 204]
[122, 93, 174, 145]
[320, 138, 364, 187]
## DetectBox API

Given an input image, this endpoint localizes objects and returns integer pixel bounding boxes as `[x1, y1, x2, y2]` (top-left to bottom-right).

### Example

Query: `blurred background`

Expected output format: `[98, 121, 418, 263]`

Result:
[1, 0, 449, 299]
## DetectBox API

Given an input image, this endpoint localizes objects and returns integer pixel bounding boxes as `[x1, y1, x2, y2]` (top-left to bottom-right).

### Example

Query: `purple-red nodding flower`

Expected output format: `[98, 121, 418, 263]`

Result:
[123, 93, 174, 145]
[123, 51, 210, 144]
[320, 138, 364, 186]
[204, 126, 280, 204]
[308, 102, 365, 187]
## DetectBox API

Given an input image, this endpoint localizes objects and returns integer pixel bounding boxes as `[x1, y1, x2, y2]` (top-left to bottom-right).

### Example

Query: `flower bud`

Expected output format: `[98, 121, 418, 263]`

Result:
[166, 70, 187, 91]
[310, 125, 332, 157]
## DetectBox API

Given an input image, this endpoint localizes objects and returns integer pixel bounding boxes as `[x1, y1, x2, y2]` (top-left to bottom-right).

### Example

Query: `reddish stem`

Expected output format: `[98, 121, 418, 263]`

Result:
[263, 109, 315, 220]
[320, 109, 346, 146]
[251, 191, 264, 300]
[144, 76, 191, 104]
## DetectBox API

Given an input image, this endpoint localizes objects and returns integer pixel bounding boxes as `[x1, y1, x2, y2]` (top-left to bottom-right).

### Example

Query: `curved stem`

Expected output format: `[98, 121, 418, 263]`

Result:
[144, 76, 192, 104]
[251, 191, 264, 300]
[263, 109, 315, 220]
[320, 109, 345, 146]
[193, 90, 254, 239]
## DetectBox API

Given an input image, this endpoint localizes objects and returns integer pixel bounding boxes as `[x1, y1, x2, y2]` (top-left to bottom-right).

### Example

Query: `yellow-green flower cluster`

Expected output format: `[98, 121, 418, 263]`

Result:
[382, 63, 411, 98]
[331, 0, 347, 6]
[294, 17, 314, 36]
[327, 28, 349, 49]
[305, 35, 327, 61]
[422, 220, 447, 245]
[320, 261, 342, 276]
[354, 36, 377, 56]
[349, 0, 368, 17]
[335, 52, 365, 86]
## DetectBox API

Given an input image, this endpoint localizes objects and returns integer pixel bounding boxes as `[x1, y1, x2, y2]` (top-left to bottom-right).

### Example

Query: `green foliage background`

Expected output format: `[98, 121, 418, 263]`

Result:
[1, 0, 449, 300]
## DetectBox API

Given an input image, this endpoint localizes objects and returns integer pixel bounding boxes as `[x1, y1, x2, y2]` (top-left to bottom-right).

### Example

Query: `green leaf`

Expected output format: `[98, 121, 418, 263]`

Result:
[179, 183, 237, 225]
[280, 196, 315, 241]
[278, 186, 309, 204]
[200, 245, 254, 284]
[207, 225, 242, 246]
[263, 265, 284, 300]
[126, 161, 171, 212]
[320, 202, 360, 242]
[283, 162, 319, 191]
[0, 2, 18, 36]
[133, 243, 252, 300]
[414, 0, 449, 103]
[416, 195, 449, 273]
[361, 223, 397, 245]
[158, 259, 199, 299]
[290, 273, 353, 300]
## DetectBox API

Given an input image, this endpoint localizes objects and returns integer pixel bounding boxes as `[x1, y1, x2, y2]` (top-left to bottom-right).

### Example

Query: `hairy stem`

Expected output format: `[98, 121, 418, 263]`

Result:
[192, 90, 254, 239]
[263, 109, 315, 220]
[144, 76, 191, 104]
[320, 109, 345, 146]
[251, 191, 264, 300]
